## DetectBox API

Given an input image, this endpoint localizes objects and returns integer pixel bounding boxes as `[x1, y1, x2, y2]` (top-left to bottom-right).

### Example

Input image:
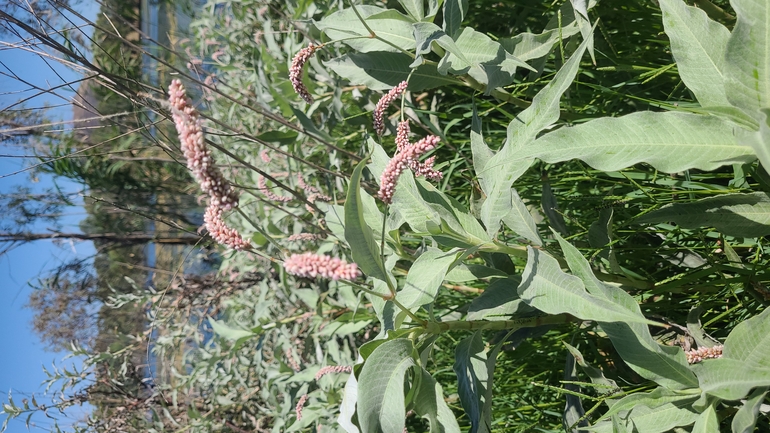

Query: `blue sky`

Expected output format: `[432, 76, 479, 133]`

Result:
[1, 2, 99, 431]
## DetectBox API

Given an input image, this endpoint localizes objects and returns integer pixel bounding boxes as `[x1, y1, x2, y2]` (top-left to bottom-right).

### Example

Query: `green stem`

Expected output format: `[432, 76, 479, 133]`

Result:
[424, 314, 574, 334]
[236, 208, 287, 256]
[392, 297, 428, 327]
[340, 279, 391, 300]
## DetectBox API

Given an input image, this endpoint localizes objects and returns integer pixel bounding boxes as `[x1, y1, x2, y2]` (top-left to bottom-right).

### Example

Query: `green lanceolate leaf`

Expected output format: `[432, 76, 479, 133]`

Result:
[501, 189, 542, 245]
[467, 277, 532, 321]
[345, 157, 390, 283]
[478, 32, 591, 235]
[398, 0, 426, 21]
[724, 0, 770, 124]
[453, 332, 489, 433]
[325, 52, 458, 91]
[470, 102, 493, 186]
[563, 343, 621, 406]
[499, 0, 584, 62]
[545, 234, 699, 389]
[659, 0, 731, 108]
[592, 397, 700, 433]
[412, 367, 461, 433]
[528, 111, 756, 173]
[398, 247, 463, 311]
[414, 178, 490, 244]
[358, 339, 416, 433]
[208, 318, 254, 341]
[731, 387, 768, 433]
[637, 191, 770, 237]
[746, 108, 770, 172]
[438, 27, 533, 92]
[442, 0, 467, 39]
[315, 6, 416, 53]
[517, 247, 658, 326]
[588, 208, 620, 273]
[597, 387, 698, 423]
[691, 403, 719, 433]
[412, 22, 469, 69]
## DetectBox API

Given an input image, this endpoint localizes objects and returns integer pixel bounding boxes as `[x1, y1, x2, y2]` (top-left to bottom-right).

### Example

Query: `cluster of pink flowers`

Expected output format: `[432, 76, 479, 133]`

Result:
[295, 394, 308, 420]
[285, 347, 302, 372]
[258, 175, 292, 203]
[373, 81, 408, 135]
[168, 79, 250, 250]
[203, 206, 250, 250]
[169, 80, 239, 210]
[284, 252, 360, 281]
[685, 345, 723, 364]
[289, 43, 319, 104]
[314, 365, 352, 381]
[378, 134, 442, 204]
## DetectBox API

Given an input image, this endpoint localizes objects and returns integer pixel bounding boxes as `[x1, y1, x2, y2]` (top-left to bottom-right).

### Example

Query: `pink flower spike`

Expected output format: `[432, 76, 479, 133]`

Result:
[295, 394, 308, 421]
[315, 365, 353, 381]
[289, 44, 319, 104]
[374, 81, 408, 135]
[168, 79, 239, 211]
[396, 121, 411, 153]
[284, 252, 360, 281]
[378, 135, 440, 204]
[203, 204, 250, 250]
[685, 345, 723, 364]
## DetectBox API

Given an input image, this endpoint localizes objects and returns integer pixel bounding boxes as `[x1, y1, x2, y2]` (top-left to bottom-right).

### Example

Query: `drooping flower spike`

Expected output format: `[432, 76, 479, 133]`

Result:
[168, 79, 239, 210]
[373, 81, 409, 135]
[289, 43, 319, 104]
[168, 79, 250, 250]
[203, 204, 250, 250]
[315, 365, 353, 381]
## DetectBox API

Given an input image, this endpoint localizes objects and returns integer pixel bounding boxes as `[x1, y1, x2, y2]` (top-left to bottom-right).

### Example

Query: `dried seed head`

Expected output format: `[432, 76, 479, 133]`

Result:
[289, 44, 319, 104]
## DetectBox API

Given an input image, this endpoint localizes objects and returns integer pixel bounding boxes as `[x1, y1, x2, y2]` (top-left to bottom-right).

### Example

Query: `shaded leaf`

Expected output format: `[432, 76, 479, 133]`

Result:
[345, 157, 390, 283]
[467, 277, 532, 321]
[398, 247, 464, 311]
[453, 332, 488, 433]
[412, 367, 462, 433]
[358, 339, 416, 433]
[637, 191, 770, 237]
[325, 52, 458, 91]
[723, 0, 770, 124]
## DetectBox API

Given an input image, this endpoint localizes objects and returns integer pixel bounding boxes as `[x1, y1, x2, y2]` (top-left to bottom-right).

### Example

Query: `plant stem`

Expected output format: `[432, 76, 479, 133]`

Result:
[236, 208, 287, 256]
